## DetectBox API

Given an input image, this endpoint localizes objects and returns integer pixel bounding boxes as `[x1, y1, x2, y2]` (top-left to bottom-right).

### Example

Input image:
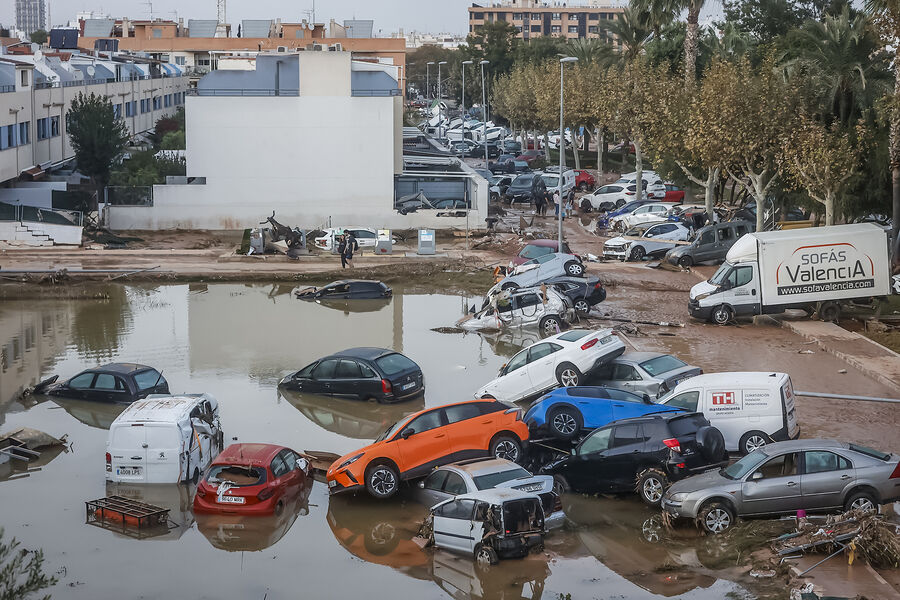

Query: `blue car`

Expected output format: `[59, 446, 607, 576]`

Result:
[596, 200, 650, 230]
[523, 386, 683, 440]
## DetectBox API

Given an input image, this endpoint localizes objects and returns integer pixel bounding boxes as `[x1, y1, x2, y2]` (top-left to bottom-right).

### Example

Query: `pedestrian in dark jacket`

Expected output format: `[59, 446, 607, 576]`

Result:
[337, 234, 348, 268]
[343, 231, 359, 268]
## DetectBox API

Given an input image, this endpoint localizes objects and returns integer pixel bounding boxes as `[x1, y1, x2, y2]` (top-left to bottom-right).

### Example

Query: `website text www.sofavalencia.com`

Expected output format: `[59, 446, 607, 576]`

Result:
[777, 279, 875, 296]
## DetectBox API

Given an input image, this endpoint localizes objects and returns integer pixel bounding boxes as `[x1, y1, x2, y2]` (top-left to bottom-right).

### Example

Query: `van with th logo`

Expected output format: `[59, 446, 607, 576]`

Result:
[106, 394, 223, 484]
[688, 223, 891, 324]
[659, 372, 800, 455]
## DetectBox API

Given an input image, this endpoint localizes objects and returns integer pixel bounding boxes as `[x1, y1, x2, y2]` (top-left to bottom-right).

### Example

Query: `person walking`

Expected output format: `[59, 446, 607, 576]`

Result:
[343, 230, 359, 268]
[534, 191, 545, 217]
[553, 189, 561, 218]
[337, 233, 348, 269]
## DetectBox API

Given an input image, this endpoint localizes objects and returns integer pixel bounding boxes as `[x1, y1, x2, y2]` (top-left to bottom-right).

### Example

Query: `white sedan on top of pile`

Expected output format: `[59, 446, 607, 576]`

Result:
[475, 328, 626, 403]
[603, 221, 691, 262]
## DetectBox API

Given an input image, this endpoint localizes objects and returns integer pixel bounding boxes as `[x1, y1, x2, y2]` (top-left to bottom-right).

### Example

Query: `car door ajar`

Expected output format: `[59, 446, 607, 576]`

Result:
[741, 452, 802, 515]
[432, 499, 478, 553]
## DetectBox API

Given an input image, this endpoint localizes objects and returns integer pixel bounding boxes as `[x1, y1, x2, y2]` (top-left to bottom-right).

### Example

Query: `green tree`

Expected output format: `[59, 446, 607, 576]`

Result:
[723, 0, 831, 42]
[515, 36, 567, 64]
[161, 130, 185, 150]
[28, 29, 47, 45]
[463, 21, 520, 77]
[600, 5, 654, 66]
[633, 0, 678, 40]
[67, 92, 130, 205]
[0, 528, 57, 600]
[785, 116, 862, 224]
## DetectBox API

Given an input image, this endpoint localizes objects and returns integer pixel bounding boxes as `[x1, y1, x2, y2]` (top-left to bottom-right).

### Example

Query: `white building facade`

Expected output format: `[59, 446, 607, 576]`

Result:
[108, 51, 488, 231]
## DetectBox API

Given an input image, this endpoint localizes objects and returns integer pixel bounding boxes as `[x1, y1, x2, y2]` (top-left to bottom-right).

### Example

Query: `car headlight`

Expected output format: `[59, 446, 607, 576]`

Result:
[337, 453, 364, 470]
[694, 292, 711, 301]
[667, 492, 689, 502]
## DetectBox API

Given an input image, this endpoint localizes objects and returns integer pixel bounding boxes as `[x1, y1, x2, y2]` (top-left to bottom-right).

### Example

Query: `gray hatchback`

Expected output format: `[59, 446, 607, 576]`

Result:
[591, 353, 702, 399]
[662, 439, 900, 534]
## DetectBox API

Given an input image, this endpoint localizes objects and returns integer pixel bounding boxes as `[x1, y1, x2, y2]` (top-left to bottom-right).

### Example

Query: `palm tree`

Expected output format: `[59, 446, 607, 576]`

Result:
[565, 38, 605, 64]
[781, 6, 890, 127]
[599, 5, 653, 67]
[701, 22, 751, 62]
[682, 0, 706, 88]
[632, 0, 679, 40]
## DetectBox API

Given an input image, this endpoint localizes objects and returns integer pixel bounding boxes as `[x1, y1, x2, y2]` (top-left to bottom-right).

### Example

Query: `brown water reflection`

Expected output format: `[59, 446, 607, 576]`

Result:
[0, 283, 755, 599]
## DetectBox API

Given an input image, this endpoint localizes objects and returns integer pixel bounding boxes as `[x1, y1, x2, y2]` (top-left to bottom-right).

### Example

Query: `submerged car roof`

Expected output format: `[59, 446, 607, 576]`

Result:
[330, 347, 400, 360]
[114, 394, 216, 424]
[522, 239, 559, 249]
[443, 458, 524, 477]
[327, 280, 385, 286]
[214, 443, 284, 465]
[93, 362, 155, 374]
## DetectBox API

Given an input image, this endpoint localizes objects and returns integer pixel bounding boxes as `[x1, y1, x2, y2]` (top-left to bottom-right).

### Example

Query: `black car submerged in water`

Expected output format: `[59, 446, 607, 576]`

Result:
[279, 348, 424, 403]
[33, 363, 169, 403]
[295, 280, 392, 301]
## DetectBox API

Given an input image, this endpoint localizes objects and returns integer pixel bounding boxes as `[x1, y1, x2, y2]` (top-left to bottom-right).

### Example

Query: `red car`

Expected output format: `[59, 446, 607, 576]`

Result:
[663, 183, 685, 202]
[574, 169, 595, 191]
[512, 239, 574, 266]
[516, 150, 543, 165]
[194, 444, 310, 515]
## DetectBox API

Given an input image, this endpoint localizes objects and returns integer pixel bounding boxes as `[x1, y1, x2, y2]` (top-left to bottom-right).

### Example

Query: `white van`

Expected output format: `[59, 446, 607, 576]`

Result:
[106, 394, 223, 484]
[658, 372, 799, 455]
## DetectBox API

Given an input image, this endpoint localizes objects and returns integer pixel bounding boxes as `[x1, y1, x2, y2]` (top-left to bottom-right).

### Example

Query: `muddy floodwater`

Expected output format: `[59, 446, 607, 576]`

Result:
[1, 283, 786, 599]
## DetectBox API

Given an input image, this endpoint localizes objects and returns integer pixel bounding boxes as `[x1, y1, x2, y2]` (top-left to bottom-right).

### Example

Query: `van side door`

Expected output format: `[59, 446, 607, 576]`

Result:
[701, 387, 743, 451]
[432, 499, 478, 553]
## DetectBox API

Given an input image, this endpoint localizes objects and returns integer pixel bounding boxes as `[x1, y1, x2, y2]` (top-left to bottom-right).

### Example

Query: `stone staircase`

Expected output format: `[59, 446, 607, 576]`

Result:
[7, 222, 55, 247]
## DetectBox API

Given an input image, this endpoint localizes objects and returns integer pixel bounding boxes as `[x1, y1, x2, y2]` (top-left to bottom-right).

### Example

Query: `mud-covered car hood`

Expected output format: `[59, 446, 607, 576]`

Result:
[666, 468, 734, 495]
[604, 236, 631, 248]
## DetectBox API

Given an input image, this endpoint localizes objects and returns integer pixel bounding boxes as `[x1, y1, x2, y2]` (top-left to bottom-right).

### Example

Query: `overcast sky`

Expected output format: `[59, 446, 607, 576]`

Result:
[1, 0, 483, 35]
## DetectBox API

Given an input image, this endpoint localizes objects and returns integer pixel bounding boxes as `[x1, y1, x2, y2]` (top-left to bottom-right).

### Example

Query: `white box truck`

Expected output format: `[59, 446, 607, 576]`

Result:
[688, 223, 891, 324]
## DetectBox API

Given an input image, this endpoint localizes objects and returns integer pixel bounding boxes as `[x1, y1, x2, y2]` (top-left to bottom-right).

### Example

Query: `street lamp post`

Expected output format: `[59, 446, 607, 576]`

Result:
[480, 60, 489, 169]
[437, 60, 447, 137]
[426, 61, 434, 100]
[558, 57, 578, 250]
[462, 60, 473, 251]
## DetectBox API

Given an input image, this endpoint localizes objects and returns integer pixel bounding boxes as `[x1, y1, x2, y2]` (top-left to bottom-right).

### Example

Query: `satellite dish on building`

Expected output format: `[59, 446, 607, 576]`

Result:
[87, 65, 96, 77]
[30, 43, 39, 53]
[33, 49, 43, 61]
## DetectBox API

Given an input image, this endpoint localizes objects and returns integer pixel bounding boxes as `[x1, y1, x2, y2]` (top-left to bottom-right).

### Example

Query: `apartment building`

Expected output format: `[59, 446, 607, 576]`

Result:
[468, 1, 623, 41]
[0, 45, 188, 186]
[76, 17, 406, 87]
[15, 0, 45, 35]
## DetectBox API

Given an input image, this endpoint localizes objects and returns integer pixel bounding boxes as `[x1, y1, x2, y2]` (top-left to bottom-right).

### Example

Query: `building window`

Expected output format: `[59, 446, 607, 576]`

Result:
[551, 25, 562, 33]
[18, 122, 28, 144]
[589, 13, 599, 20]
[531, 13, 541, 20]
[552, 12, 561, 20]
[50, 116, 59, 137]
[531, 25, 541, 32]
[175, 56, 186, 66]
[153, 96, 162, 110]
[141, 99, 149, 113]
[113, 103, 122, 119]
[496, 12, 506, 21]
[588, 25, 599, 33]
[513, 12, 523, 20]
[472, 12, 483, 19]
[0, 125, 17, 149]
[568, 25, 579, 33]
[20, 70, 28, 87]
[37, 118, 48, 140]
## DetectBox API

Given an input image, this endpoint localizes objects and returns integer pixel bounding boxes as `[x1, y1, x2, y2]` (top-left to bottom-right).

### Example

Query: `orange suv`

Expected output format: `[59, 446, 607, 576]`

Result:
[326, 399, 530, 499]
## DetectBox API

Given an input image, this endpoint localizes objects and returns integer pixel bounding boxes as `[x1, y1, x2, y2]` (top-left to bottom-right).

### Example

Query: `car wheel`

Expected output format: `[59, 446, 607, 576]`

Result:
[616, 199, 625, 208]
[540, 315, 563, 335]
[365, 462, 400, 499]
[564, 261, 585, 277]
[501, 282, 519, 291]
[548, 406, 582, 440]
[636, 468, 668, 507]
[711, 304, 733, 326]
[677, 255, 693, 269]
[364, 522, 398, 555]
[579, 182, 588, 192]
[614, 221, 625, 233]
[552, 474, 571, 497]
[580, 200, 592, 213]
[490, 435, 522, 463]
[555, 363, 582, 387]
[844, 490, 878, 513]
[739, 431, 769, 455]
[818, 301, 841, 322]
[574, 299, 591, 315]
[698, 501, 735, 535]
[474, 544, 499, 569]
[629, 246, 646, 261]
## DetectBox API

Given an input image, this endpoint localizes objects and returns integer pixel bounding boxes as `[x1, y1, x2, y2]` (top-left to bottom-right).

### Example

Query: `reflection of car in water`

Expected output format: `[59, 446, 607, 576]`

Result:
[0, 443, 66, 482]
[477, 329, 545, 359]
[51, 397, 129, 429]
[196, 477, 312, 551]
[279, 389, 424, 440]
[563, 494, 716, 597]
[326, 493, 551, 600]
[102, 482, 195, 540]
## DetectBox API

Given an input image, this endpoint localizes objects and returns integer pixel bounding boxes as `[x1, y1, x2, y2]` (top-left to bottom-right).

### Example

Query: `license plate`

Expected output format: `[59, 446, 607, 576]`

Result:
[217, 495, 245, 504]
[328, 480, 337, 488]
[517, 484, 542, 493]
[116, 467, 142, 477]
[402, 381, 416, 390]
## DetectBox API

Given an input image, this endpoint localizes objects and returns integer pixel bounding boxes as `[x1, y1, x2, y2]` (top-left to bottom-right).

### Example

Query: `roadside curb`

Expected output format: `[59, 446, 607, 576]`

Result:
[771, 318, 900, 392]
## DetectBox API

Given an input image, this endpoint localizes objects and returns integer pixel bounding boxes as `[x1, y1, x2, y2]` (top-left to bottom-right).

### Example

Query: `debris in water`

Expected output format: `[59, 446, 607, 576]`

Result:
[797, 350, 814, 354]
[431, 327, 466, 334]
[750, 569, 776, 578]
[838, 369, 847, 374]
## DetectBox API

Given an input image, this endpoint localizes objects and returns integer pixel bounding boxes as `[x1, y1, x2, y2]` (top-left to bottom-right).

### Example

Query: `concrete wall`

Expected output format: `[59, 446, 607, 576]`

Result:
[0, 220, 83, 244]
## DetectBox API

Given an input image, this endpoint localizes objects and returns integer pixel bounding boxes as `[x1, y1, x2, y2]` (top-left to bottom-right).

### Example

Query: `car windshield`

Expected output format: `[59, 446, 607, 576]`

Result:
[708, 262, 734, 286]
[375, 417, 410, 442]
[619, 201, 643, 212]
[472, 467, 533, 490]
[721, 451, 769, 480]
[512, 176, 533, 188]
[206, 465, 266, 486]
[375, 353, 417, 375]
[849, 443, 891, 461]
[519, 244, 554, 259]
[625, 226, 648, 236]
[667, 414, 708, 437]
[557, 330, 591, 342]
[639, 355, 687, 376]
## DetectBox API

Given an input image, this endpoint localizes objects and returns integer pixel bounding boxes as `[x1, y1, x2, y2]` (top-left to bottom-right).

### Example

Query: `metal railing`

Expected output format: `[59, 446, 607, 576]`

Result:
[105, 186, 153, 206]
[187, 88, 300, 97]
[0, 202, 82, 226]
[0, 84, 14, 93]
[352, 88, 403, 97]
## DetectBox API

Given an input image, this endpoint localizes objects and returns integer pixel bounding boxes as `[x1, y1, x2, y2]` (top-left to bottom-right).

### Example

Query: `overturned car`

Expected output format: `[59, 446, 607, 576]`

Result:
[458, 286, 575, 334]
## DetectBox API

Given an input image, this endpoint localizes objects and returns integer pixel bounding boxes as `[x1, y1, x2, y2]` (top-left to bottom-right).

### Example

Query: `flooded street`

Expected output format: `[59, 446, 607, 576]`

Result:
[0, 281, 880, 599]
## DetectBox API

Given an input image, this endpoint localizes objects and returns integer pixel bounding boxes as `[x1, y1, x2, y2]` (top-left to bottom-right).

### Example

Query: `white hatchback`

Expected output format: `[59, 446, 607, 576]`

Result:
[609, 203, 672, 232]
[475, 328, 626, 403]
[314, 227, 379, 252]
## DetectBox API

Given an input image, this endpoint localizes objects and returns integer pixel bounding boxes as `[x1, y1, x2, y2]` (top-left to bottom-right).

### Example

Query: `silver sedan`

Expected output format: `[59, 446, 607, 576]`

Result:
[592, 352, 702, 399]
[662, 439, 900, 534]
